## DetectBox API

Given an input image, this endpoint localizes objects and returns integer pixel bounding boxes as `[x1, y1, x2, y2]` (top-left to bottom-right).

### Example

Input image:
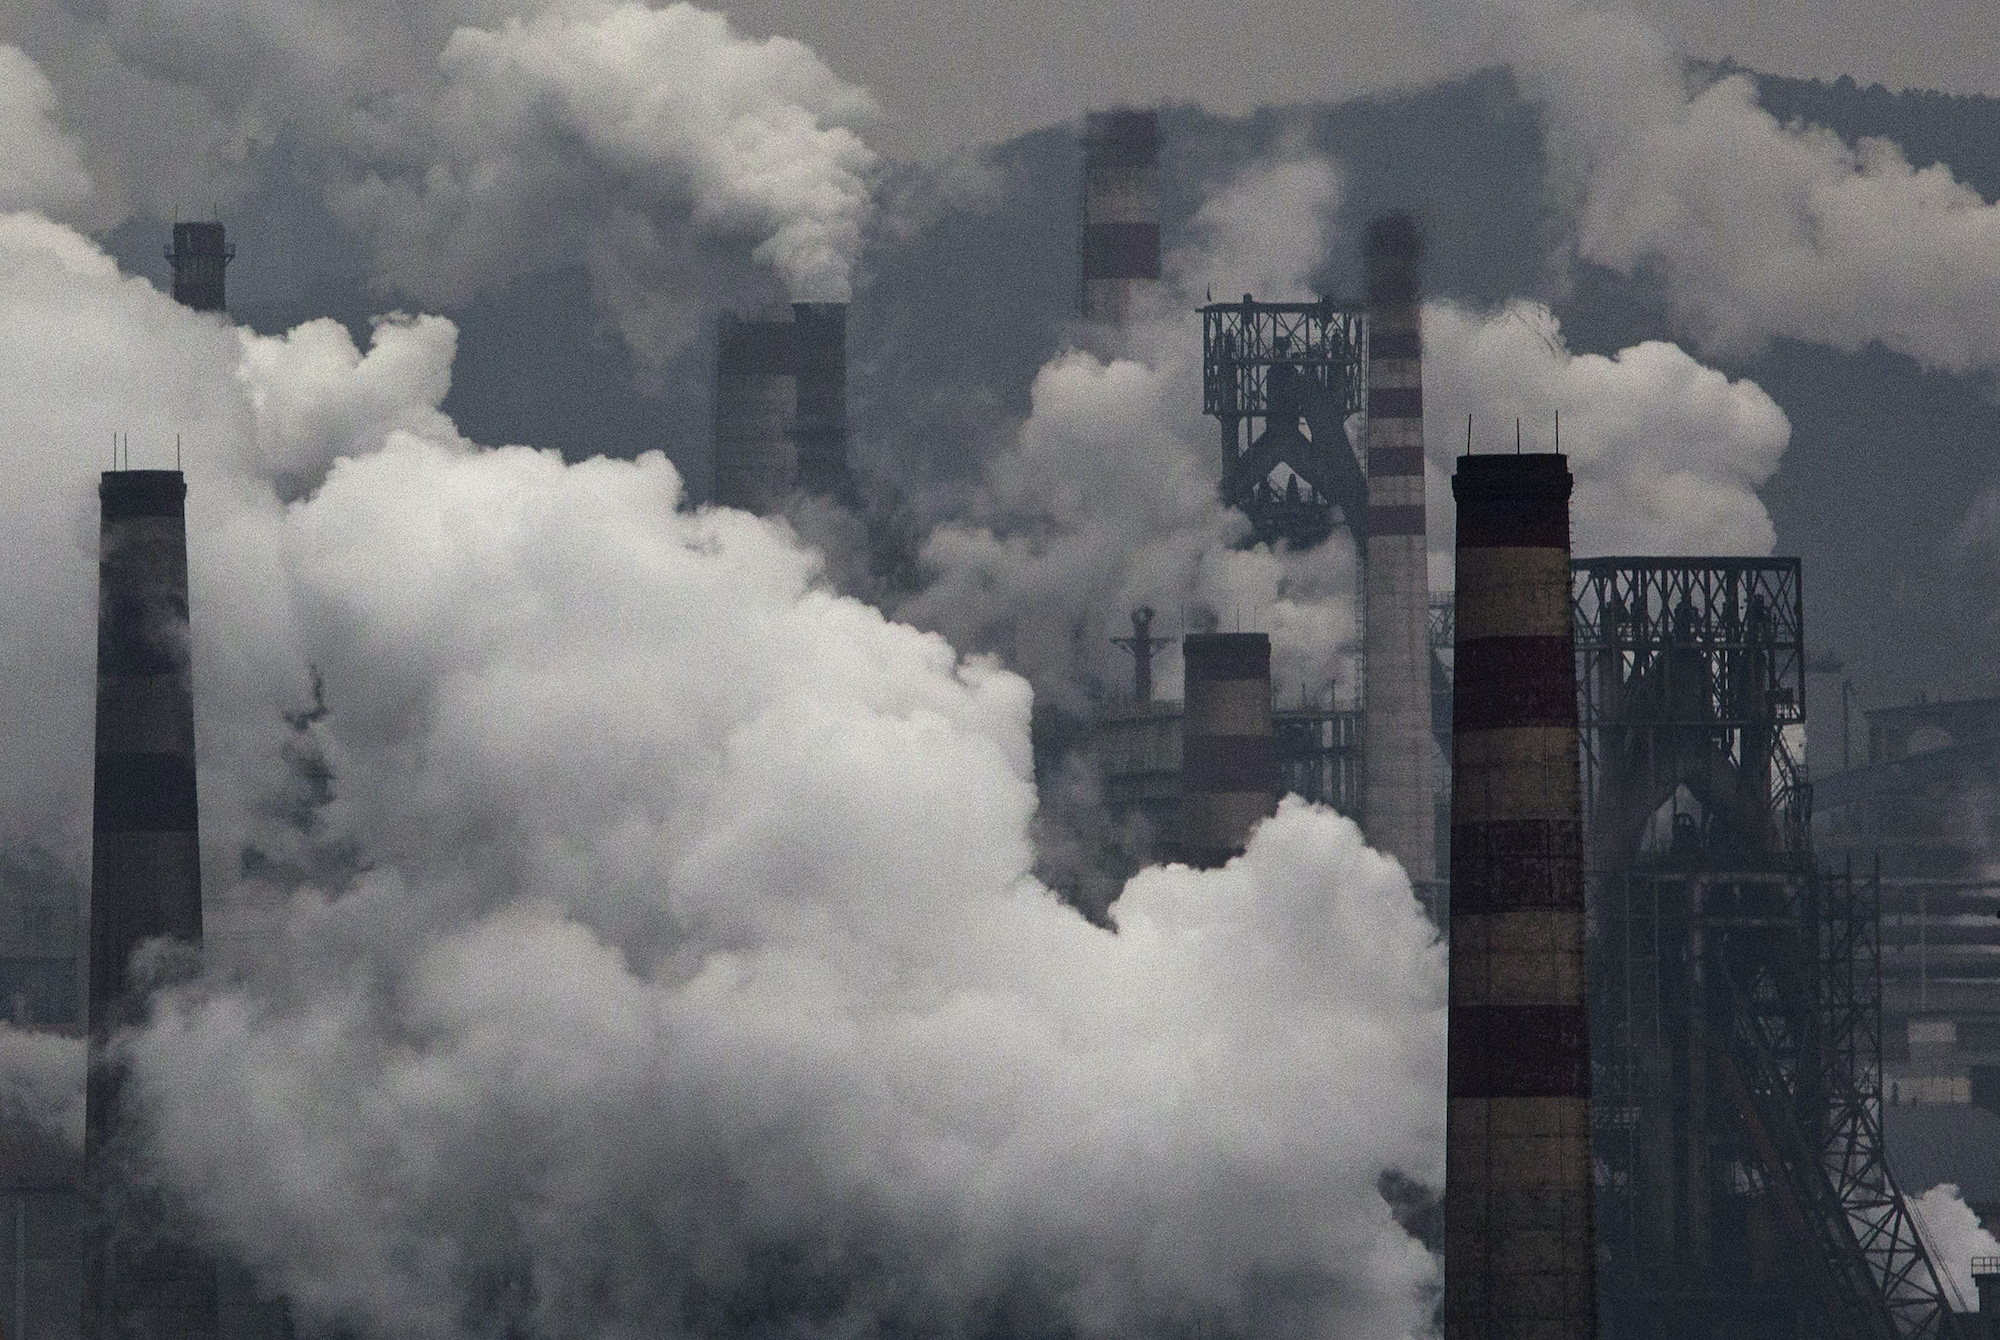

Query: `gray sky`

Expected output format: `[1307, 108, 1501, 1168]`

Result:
[719, 0, 2000, 159]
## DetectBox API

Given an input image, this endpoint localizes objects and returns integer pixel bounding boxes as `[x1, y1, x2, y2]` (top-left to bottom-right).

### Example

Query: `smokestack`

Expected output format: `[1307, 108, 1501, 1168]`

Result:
[1179, 633, 1274, 868]
[790, 301, 852, 501]
[712, 311, 796, 515]
[1360, 212, 1436, 895]
[165, 223, 232, 313]
[712, 304, 852, 515]
[1445, 452, 1595, 1340]
[84, 469, 218, 1340]
[1079, 109, 1160, 325]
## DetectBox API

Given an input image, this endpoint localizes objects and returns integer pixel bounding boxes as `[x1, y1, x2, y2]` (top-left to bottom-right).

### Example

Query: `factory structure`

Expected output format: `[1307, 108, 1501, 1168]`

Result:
[0, 224, 305, 1340]
[711, 302, 852, 515]
[1041, 110, 1983, 1340]
[1446, 452, 1596, 1340]
[0, 100, 1990, 1340]
[83, 468, 216, 1340]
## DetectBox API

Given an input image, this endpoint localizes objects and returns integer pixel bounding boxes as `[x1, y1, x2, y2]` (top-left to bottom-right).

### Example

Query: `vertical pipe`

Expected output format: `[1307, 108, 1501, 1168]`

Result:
[1131, 608, 1156, 706]
[1445, 452, 1596, 1340]
[165, 223, 231, 313]
[790, 301, 851, 501]
[1080, 110, 1160, 326]
[1180, 633, 1274, 868]
[14, 1194, 25, 1340]
[84, 469, 217, 1340]
[1361, 212, 1437, 895]
[711, 312, 797, 516]
[1684, 877, 1710, 1264]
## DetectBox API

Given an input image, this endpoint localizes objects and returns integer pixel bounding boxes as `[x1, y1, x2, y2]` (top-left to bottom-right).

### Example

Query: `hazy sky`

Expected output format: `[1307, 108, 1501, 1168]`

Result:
[6, 1, 2000, 1332]
[720, 0, 2000, 159]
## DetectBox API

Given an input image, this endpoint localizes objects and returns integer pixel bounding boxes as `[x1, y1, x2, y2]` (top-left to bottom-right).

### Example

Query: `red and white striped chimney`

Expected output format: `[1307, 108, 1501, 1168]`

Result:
[1080, 110, 1160, 326]
[1445, 451, 1596, 1340]
[1361, 211, 1436, 895]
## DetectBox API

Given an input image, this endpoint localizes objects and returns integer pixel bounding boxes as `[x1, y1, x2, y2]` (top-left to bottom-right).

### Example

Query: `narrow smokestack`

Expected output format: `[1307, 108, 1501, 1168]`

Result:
[1079, 109, 1160, 325]
[1361, 212, 1436, 895]
[1445, 452, 1595, 1340]
[791, 301, 851, 501]
[1180, 633, 1274, 867]
[84, 469, 218, 1340]
[165, 223, 232, 313]
[711, 311, 797, 515]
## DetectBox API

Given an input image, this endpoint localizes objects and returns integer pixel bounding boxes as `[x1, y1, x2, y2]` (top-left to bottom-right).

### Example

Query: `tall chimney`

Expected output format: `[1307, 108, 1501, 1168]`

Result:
[165, 223, 232, 313]
[1445, 452, 1596, 1340]
[84, 469, 218, 1340]
[711, 311, 797, 515]
[790, 301, 852, 501]
[1180, 633, 1274, 867]
[1361, 212, 1436, 896]
[1080, 110, 1160, 326]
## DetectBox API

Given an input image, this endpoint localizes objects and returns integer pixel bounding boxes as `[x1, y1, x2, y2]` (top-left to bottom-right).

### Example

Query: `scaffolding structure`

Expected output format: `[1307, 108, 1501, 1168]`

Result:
[1274, 705, 1361, 814]
[1577, 558, 1958, 1340]
[1200, 298, 1367, 549]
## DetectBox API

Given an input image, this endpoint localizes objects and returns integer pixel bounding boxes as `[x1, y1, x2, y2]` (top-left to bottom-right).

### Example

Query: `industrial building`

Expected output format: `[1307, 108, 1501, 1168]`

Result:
[1571, 558, 1961, 1338]
[723, 106, 2000, 1336]
[18, 115, 1998, 1340]
[0, 850, 85, 1340]
[1814, 696, 2000, 1109]
[1097, 204, 1444, 899]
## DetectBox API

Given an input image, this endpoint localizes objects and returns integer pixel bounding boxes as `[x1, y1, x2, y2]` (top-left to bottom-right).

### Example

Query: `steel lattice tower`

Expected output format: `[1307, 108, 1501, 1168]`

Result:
[1576, 558, 1959, 1340]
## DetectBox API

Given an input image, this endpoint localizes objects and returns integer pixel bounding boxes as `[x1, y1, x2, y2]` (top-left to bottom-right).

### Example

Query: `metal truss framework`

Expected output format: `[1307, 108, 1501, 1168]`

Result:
[1813, 860, 1960, 1340]
[1577, 558, 1958, 1340]
[1574, 559, 1809, 860]
[1200, 298, 1366, 550]
[1274, 707, 1360, 815]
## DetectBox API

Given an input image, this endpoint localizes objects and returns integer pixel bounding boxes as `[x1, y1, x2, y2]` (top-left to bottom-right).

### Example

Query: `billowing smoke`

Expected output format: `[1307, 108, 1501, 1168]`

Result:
[904, 152, 1357, 709]
[1910, 1183, 2000, 1311]
[0, 1024, 83, 1144]
[0, 41, 88, 215]
[1421, 298, 1792, 569]
[1174, 153, 1341, 305]
[903, 336, 1356, 708]
[905, 145, 1796, 708]
[0, 68, 1446, 1340]
[6, 2, 877, 373]
[1510, 1, 2000, 374]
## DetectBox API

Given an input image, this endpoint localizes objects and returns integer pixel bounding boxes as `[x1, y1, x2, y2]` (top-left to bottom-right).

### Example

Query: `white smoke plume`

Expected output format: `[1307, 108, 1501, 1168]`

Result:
[1508, 0, 2000, 374]
[1421, 298, 1793, 573]
[4, 2, 877, 373]
[1910, 1183, 2000, 1312]
[1175, 153, 1341, 306]
[905, 153, 1358, 709]
[0, 42, 89, 215]
[906, 147, 1795, 703]
[0, 1024, 84, 1146]
[0, 75, 1445, 1340]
